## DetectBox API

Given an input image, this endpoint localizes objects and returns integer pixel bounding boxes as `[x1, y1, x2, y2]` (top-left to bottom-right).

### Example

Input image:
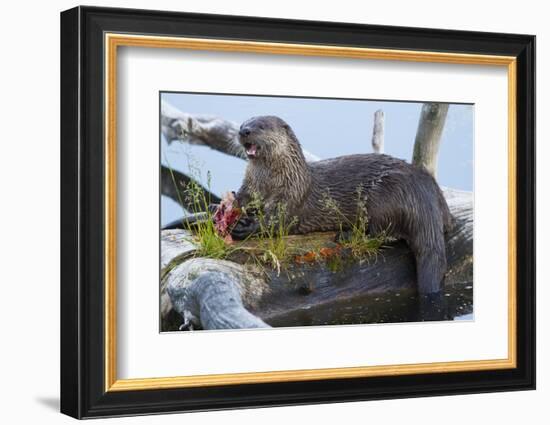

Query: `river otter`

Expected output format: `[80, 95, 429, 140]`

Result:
[232, 115, 453, 295]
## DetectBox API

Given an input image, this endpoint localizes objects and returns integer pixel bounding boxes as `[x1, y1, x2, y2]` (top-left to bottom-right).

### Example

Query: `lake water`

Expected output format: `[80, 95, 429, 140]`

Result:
[266, 282, 474, 328]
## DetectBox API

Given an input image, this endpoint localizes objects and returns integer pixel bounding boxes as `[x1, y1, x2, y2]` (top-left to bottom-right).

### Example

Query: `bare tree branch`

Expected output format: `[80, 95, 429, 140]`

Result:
[371, 109, 385, 153]
[412, 103, 449, 177]
[162, 100, 245, 159]
[161, 164, 221, 210]
[161, 100, 321, 162]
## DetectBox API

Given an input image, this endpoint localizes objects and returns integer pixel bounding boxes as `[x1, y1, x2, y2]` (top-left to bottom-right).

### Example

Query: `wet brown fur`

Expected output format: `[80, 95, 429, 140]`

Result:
[235, 116, 453, 294]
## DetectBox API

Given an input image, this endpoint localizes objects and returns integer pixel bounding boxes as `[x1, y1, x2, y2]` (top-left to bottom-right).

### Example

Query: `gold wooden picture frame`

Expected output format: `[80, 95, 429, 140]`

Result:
[61, 6, 535, 419]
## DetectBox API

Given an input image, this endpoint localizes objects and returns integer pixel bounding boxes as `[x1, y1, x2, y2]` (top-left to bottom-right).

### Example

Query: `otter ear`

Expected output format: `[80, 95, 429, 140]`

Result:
[283, 123, 297, 140]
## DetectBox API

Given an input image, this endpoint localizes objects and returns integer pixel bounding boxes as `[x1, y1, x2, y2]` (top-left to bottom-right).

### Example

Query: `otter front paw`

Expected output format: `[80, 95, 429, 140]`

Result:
[230, 216, 260, 240]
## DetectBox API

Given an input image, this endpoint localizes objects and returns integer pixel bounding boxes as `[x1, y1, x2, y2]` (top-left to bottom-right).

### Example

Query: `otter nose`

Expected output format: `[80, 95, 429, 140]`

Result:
[239, 127, 251, 138]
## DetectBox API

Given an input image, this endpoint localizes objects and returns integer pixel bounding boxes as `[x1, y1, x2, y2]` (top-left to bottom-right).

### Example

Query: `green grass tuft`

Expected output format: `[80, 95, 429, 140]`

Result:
[322, 185, 387, 261]
[165, 151, 236, 260]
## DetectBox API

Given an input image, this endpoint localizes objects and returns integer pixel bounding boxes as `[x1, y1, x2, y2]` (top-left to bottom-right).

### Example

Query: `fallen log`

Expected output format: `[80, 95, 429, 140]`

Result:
[161, 187, 473, 331]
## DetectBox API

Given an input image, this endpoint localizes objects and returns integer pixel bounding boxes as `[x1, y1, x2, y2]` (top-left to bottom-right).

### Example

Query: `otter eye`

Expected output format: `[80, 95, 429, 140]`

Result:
[258, 124, 265, 130]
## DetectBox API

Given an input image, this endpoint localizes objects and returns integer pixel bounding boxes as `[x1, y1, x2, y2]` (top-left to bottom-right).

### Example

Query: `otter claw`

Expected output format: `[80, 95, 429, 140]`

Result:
[230, 217, 260, 240]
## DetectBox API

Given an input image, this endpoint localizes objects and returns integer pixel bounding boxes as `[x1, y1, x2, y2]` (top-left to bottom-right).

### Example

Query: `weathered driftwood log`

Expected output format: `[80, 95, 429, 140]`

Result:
[161, 100, 321, 163]
[162, 100, 245, 159]
[161, 187, 472, 331]
[412, 103, 449, 178]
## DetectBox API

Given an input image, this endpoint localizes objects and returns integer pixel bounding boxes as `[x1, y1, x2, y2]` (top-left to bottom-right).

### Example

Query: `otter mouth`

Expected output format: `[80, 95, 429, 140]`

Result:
[243, 142, 259, 159]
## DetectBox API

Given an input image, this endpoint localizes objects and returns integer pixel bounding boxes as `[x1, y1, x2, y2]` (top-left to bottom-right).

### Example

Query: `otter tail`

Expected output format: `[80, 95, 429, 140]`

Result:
[410, 183, 452, 295]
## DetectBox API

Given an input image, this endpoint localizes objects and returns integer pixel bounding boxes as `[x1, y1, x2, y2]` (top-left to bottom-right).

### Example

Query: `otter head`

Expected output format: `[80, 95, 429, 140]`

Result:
[238, 116, 301, 162]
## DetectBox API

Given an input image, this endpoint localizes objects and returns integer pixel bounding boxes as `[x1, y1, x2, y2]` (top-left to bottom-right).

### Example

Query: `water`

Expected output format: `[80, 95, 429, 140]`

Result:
[266, 282, 473, 327]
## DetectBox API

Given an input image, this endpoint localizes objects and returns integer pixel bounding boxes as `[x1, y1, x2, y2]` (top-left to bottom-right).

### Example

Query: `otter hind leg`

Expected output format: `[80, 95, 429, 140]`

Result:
[405, 198, 448, 295]
[413, 239, 449, 321]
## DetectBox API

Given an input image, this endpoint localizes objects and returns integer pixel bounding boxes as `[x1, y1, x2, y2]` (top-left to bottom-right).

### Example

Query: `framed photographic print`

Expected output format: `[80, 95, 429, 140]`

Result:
[60, 6, 535, 419]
